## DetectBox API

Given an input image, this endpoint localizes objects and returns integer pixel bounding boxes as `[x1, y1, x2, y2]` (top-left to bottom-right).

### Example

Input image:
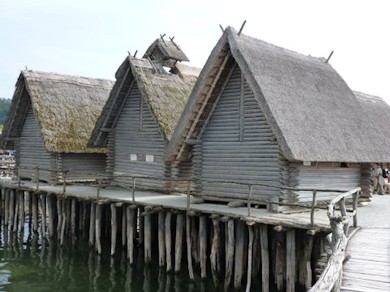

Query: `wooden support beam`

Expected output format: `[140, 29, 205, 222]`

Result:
[234, 220, 245, 289]
[110, 203, 117, 256]
[199, 215, 207, 279]
[210, 215, 220, 287]
[144, 214, 152, 264]
[186, 215, 194, 280]
[260, 224, 269, 292]
[126, 206, 135, 264]
[174, 213, 185, 273]
[89, 202, 95, 246]
[158, 211, 166, 267]
[246, 224, 254, 292]
[95, 204, 102, 254]
[165, 211, 172, 272]
[286, 229, 296, 292]
[71, 198, 76, 244]
[224, 220, 234, 291]
[47, 195, 54, 238]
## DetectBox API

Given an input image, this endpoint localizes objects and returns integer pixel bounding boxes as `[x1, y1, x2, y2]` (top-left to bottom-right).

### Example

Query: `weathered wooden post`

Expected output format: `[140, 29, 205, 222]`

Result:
[126, 205, 135, 264]
[210, 214, 220, 286]
[158, 211, 166, 267]
[95, 203, 102, 254]
[165, 211, 172, 272]
[199, 215, 207, 279]
[286, 229, 296, 292]
[260, 224, 269, 292]
[234, 220, 245, 289]
[174, 213, 185, 273]
[246, 222, 255, 292]
[144, 213, 152, 264]
[110, 203, 117, 256]
[224, 219, 234, 291]
[186, 214, 194, 280]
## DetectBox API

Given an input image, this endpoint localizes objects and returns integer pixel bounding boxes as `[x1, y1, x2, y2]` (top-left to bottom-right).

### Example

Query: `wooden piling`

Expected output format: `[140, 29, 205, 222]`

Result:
[57, 198, 62, 240]
[60, 198, 67, 245]
[47, 195, 54, 238]
[165, 211, 172, 272]
[126, 206, 135, 264]
[122, 206, 127, 247]
[89, 202, 96, 246]
[224, 220, 234, 291]
[39, 194, 47, 239]
[210, 215, 220, 286]
[260, 224, 269, 292]
[199, 215, 207, 279]
[9, 189, 15, 231]
[13, 190, 19, 232]
[144, 214, 152, 264]
[158, 211, 166, 267]
[246, 224, 254, 292]
[186, 215, 194, 280]
[110, 203, 117, 256]
[273, 230, 286, 291]
[299, 232, 314, 290]
[234, 220, 245, 289]
[4, 189, 9, 226]
[286, 229, 296, 292]
[174, 213, 184, 273]
[19, 191, 25, 231]
[71, 198, 76, 243]
[95, 203, 102, 254]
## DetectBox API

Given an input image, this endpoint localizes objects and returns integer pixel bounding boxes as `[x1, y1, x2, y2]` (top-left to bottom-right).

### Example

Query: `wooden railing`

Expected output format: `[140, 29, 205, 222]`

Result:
[308, 187, 360, 292]
[8, 166, 354, 225]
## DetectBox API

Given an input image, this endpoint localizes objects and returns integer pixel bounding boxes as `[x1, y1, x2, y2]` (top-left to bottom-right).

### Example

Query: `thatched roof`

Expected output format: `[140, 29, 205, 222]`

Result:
[144, 38, 189, 62]
[167, 27, 389, 163]
[0, 70, 113, 153]
[89, 56, 199, 147]
[355, 91, 390, 141]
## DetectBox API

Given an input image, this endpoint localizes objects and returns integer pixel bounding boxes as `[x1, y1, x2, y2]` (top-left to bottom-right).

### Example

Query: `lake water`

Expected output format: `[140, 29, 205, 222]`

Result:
[0, 225, 219, 292]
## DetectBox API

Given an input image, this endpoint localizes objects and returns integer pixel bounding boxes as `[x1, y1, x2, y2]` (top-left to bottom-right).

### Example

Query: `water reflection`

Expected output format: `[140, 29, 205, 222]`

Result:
[0, 225, 219, 292]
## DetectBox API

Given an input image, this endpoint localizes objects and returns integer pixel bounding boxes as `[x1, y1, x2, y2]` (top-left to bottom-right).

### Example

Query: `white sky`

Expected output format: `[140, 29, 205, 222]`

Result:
[1, 0, 389, 104]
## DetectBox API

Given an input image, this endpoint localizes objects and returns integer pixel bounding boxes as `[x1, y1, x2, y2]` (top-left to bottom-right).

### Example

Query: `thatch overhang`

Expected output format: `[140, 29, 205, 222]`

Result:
[88, 56, 199, 147]
[0, 70, 113, 153]
[166, 27, 389, 163]
[354, 91, 390, 141]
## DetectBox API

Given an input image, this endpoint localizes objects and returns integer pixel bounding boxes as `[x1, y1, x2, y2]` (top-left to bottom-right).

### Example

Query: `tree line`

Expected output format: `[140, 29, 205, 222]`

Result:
[0, 98, 11, 126]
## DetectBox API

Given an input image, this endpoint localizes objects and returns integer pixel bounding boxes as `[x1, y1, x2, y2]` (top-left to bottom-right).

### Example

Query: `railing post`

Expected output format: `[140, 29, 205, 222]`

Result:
[247, 184, 252, 217]
[310, 190, 317, 227]
[132, 177, 136, 204]
[18, 166, 21, 188]
[353, 191, 359, 228]
[186, 180, 191, 211]
[97, 175, 101, 199]
[35, 166, 40, 191]
[62, 170, 68, 195]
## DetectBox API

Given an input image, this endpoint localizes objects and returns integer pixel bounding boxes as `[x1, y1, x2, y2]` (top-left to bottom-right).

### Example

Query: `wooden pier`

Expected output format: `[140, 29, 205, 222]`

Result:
[0, 176, 345, 292]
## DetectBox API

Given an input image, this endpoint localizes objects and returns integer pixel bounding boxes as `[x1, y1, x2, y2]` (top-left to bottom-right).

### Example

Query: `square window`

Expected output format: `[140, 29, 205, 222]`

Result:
[145, 154, 154, 163]
[129, 154, 137, 161]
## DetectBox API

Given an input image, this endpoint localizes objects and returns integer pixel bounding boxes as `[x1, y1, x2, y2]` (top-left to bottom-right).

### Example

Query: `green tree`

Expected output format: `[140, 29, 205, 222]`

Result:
[0, 97, 11, 125]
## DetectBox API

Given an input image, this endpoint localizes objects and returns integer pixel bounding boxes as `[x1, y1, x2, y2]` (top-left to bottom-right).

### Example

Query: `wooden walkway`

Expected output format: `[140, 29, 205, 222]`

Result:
[341, 195, 390, 291]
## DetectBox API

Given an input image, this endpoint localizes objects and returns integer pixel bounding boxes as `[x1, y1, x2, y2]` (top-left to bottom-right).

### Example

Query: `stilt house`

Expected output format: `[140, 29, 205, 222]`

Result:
[166, 27, 390, 210]
[89, 36, 199, 190]
[0, 70, 113, 184]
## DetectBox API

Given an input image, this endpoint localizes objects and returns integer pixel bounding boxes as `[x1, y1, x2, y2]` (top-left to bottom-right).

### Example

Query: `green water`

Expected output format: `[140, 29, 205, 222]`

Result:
[0, 227, 218, 292]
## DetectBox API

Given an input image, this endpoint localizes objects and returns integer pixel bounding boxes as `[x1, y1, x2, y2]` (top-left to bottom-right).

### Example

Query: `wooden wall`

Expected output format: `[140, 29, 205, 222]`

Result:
[61, 153, 107, 182]
[18, 106, 56, 183]
[112, 82, 168, 190]
[197, 64, 281, 202]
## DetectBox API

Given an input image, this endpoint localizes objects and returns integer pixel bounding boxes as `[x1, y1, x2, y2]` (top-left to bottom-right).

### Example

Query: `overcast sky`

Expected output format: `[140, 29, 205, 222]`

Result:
[1, 0, 389, 104]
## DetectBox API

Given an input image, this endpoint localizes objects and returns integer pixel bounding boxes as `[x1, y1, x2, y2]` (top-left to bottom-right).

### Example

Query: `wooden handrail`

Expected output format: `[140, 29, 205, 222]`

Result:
[309, 187, 360, 292]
